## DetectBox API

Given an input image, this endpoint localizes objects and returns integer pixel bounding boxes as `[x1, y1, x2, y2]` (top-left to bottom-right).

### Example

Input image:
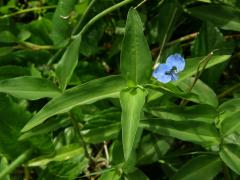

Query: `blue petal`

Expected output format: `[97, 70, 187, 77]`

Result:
[152, 64, 172, 83]
[166, 54, 185, 72]
[170, 72, 179, 81]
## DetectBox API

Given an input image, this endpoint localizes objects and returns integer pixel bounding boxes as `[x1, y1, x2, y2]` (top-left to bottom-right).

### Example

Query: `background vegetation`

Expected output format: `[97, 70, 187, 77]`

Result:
[0, 0, 240, 179]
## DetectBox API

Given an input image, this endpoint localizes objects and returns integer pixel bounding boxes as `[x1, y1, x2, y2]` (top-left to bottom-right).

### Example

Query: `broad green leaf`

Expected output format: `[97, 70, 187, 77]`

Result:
[56, 37, 81, 90]
[171, 155, 222, 180]
[25, 17, 52, 45]
[99, 170, 121, 180]
[126, 169, 149, 180]
[120, 87, 146, 161]
[192, 23, 226, 57]
[188, 4, 240, 32]
[120, 8, 152, 85]
[0, 76, 61, 100]
[219, 98, 240, 136]
[0, 94, 31, 159]
[17, 30, 31, 42]
[137, 134, 173, 165]
[140, 119, 220, 146]
[0, 65, 29, 80]
[221, 113, 240, 136]
[0, 31, 16, 43]
[19, 117, 70, 141]
[51, 0, 78, 47]
[79, 20, 105, 57]
[219, 98, 240, 118]
[0, 47, 13, 56]
[220, 143, 240, 175]
[46, 155, 88, 180]
[178, 78, 218, 107]
[27, 144, 84, 167]
[179, 55, 230, 81]
[21, 75, 125, 132]
[147, 104, 217, 123]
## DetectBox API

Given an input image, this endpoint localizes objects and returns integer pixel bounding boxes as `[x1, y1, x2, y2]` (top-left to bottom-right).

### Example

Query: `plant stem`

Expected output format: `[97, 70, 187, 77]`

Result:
[0, 5, 56, 19]
[69, 112, 94, 162]
[0, 149, 32, 179]
[47, 48, 64, 65]
[134, 0, 147, 9]
[166, 32, 198, 47]
[103, 141, 110, 167]
[180, 50, 217, 106]
[18, 42, 53, 51]
[72, 0, 134, 39]
[218, 83, 240, 98]
[72, 0, 97, 36]
[154, 7, 177, 68]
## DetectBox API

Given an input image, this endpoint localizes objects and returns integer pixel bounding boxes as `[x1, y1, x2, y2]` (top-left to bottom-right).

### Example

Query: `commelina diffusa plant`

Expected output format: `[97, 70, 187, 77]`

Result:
[0, 0, 240, 179]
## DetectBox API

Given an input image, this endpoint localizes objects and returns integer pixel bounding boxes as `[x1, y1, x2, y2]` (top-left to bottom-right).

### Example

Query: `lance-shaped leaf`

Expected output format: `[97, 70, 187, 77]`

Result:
[56, 37, 81, 90]
[120, 87, 147, 161]
[140, 119, 220, 146]
[22, 75, 125, 132]
[120, 8, 152, 85]
[0, 94, 31, 159]
[220, 143, 240, 175]
[0, 76, 61, 100]
[51, 0, 78, 47]
[188, 4, 240, 32]
[219, 98, 240, 136]
[179, 55, 230, 81]
[172, 155, 222, 180]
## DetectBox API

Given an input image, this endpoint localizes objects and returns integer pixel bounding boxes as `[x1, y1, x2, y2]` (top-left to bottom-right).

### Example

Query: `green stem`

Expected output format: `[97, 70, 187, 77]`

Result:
[0, 5, 56, 19]
[19, 41, 53, 51]
[47, 48, 64, 65]
[134, 0, 147, 9]
[72, 0, 97, 36]
[180, 50, 217, 106]
[0, 149, 32, 179]
[218, 83, 240, 98]
[72, 0, 134, 39]
[154, 6, 177, 67]
[69, 112, 94, 162]
[166, 32, 198, 47]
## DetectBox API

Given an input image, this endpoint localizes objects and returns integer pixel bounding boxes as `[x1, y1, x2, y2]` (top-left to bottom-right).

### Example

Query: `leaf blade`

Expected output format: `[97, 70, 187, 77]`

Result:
[172, 155, 222, 180]
[22, 75, 125, 132]
[120, 8, 152, 85]
[120, 87, 146, 160]
[140, 119, 220, 146]
[220, 143, 240, 175]
[56, 37, 81, 90]
[0, 76, 61, 100]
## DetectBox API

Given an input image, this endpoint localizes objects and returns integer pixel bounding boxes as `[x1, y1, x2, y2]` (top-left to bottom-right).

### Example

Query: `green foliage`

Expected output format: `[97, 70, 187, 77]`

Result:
[0, 0, 240, 179]
[120, 87, 146, 161]
[120, 8, 152, 86]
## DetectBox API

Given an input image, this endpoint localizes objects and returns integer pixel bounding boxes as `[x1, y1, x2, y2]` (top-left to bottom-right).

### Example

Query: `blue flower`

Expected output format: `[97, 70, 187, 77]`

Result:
[152, 54, 185, 83]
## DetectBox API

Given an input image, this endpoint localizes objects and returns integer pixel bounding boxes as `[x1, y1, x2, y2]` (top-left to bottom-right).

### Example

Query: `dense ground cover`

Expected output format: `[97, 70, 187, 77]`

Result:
[0, 0, 240, 179]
